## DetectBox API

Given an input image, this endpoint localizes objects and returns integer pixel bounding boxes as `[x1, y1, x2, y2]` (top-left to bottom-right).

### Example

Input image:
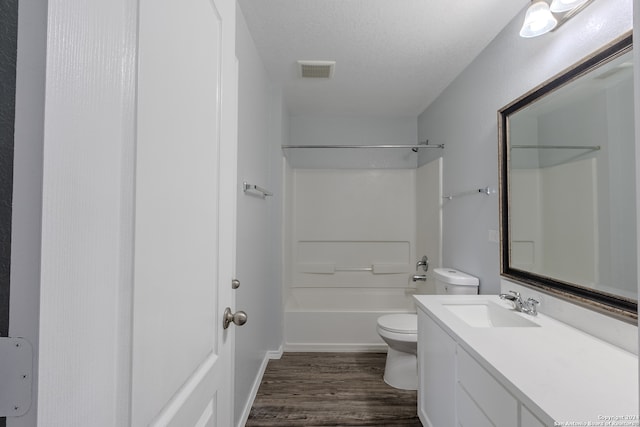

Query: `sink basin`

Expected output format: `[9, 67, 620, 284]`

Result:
[444, 301, 540, 328]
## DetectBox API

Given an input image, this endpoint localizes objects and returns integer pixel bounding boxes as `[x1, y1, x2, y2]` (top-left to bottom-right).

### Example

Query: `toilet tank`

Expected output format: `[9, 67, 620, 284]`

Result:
[433, 268, 479, 295]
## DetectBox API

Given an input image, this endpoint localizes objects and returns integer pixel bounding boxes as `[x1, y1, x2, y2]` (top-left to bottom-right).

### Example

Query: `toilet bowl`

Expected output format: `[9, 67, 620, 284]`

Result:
[377, 268, 479, 390]
[377, 314, 418, 390]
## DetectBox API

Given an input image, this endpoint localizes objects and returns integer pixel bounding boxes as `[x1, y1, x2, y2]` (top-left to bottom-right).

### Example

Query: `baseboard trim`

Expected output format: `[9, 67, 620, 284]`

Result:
[236, 345, 283, 427]
[284, 343, 388, 352]
[267, 345, 284, 359]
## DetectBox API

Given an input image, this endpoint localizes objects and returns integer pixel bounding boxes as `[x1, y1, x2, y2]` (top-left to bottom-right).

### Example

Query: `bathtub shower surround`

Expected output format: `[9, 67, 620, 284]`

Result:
[284, 168, 418, 351]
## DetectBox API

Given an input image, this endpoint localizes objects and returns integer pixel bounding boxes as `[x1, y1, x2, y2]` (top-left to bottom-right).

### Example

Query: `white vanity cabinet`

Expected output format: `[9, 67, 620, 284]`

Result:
[457, 346, 518, 426]
[417, 309, 456, 426]
[456, 346, 546, 427]
[417, 309, 547, 427]
[415, 295, 638, 426]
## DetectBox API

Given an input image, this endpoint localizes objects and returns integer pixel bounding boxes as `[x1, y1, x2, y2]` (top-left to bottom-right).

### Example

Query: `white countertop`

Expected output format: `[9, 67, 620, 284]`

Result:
[414, 294, 639, 425]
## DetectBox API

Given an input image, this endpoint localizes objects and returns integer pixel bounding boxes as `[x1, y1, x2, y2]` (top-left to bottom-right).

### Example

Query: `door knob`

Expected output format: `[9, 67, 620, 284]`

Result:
[223, 307, 247, 329]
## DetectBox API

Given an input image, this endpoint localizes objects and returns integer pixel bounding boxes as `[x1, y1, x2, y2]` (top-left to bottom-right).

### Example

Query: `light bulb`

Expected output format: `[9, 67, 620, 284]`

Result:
[520, 1, 558, 38]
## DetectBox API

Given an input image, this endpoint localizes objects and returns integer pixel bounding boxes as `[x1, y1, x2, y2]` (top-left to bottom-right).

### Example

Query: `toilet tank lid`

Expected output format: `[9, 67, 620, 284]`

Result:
[433, 268, 479, 286]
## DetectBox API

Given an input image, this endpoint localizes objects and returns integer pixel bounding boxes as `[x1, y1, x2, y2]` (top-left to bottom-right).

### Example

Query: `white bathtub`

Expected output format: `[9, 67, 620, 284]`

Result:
[284, 287, 432, 352]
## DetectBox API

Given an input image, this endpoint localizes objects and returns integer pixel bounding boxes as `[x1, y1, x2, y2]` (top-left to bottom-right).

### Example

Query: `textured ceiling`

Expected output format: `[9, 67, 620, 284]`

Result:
[237, 0, 529, 117]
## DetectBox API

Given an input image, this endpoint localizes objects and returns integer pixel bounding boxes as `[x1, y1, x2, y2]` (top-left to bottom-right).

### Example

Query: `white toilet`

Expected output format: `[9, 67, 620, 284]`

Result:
[376, 268, 479, 390]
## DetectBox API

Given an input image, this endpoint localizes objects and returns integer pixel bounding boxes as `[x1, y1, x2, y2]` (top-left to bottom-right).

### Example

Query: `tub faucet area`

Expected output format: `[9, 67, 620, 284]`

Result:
[499, 290, 539, 316]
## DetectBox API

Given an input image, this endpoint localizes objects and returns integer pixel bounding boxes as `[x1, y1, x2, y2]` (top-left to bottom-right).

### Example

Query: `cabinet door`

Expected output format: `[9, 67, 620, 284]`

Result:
[521, 404, 546, 427]
[418, 310, 457, 427]
[457, 383, 493, 427]
[457, 347, 518, 427]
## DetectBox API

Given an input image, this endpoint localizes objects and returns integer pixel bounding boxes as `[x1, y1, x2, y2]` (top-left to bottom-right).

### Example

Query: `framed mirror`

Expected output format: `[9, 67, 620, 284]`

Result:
[499, 32, 636, 320]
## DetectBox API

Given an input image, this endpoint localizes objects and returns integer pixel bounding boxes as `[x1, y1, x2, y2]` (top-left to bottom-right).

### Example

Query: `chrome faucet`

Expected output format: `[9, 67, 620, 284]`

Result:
[499, 290, 539, 316]
[416, 255, 429, 272]
[412, 275, 427, 282]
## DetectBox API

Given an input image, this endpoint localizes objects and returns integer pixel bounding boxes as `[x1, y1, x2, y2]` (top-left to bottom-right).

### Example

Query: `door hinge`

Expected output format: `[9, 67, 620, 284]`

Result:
[0, 337, 33, 417]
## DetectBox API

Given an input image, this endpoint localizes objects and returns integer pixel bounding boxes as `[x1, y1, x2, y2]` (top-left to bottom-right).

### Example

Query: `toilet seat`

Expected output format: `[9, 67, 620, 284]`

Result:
[377, 314, 417, 334]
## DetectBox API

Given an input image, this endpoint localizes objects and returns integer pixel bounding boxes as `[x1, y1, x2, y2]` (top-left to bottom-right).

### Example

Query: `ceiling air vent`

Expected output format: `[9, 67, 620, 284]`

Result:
[298, 60, 335, 79]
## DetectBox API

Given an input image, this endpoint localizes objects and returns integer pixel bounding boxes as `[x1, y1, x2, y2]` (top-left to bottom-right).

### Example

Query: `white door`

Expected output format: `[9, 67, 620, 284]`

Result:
[132, 0, 238, 425]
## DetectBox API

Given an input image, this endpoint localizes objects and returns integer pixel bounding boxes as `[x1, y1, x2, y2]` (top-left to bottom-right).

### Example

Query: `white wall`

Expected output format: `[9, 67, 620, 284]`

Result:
[286, 115, 418, 168]
[235, 6, 284, 425]
[417, 0, 633, 294]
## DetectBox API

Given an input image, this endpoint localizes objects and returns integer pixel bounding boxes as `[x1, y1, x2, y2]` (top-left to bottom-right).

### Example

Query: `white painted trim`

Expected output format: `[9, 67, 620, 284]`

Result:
[194, 400, 214, 427]
[37, 1, 138, 425]
[634, 0, 640, 402]
[284, 343, 388, 353]
[236, 346, 284, 427]
[9, 1, 47, 425]
[150, 354, 219, 427]
[267, 345, 284, 360]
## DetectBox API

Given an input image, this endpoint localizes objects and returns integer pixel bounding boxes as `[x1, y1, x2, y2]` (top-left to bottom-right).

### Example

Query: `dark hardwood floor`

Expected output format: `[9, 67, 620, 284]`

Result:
[246, 352, 423, 427]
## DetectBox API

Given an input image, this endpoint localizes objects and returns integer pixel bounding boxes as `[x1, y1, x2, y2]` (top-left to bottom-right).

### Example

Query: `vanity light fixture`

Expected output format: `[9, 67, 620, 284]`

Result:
[520, 0, 594, 38]
[549, 0, 589, 13]
[519, 0, 557, 38]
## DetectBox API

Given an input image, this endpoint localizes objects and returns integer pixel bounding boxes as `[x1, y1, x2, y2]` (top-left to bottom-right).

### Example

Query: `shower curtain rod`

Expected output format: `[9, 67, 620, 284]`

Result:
[511, 144, 601, 150]
[281, 143, 445, 149]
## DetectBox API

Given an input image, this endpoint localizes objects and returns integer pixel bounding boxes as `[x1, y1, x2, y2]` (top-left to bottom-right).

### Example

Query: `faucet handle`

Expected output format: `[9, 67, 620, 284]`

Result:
[526, 297, 540, 315]
[416, 255, 429, 272]
[509, 290, 521, 298]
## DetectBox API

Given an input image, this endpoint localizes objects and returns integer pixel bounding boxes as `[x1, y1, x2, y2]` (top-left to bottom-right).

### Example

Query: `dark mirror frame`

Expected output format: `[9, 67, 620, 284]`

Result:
[498, 32, 637, 322]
